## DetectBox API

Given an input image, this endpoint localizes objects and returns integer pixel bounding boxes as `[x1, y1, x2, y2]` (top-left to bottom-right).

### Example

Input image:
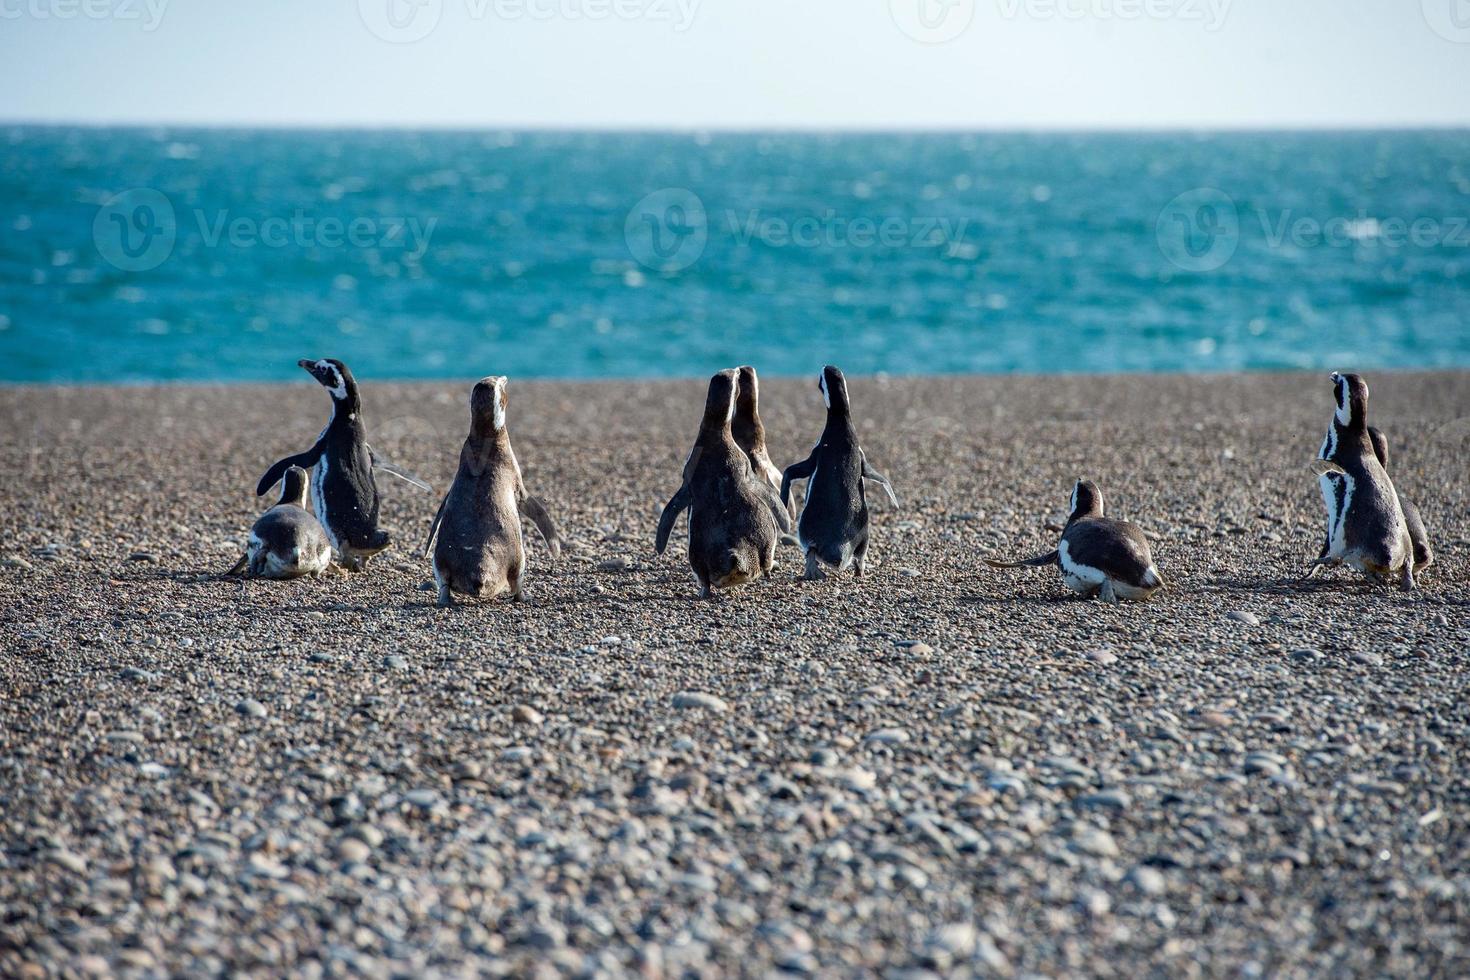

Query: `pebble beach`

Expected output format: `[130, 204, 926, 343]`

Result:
[2, 369, 1467, 977]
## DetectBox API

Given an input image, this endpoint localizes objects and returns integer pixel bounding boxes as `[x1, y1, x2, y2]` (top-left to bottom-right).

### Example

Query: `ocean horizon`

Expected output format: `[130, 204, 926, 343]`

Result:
[4, 127, 1468, 384]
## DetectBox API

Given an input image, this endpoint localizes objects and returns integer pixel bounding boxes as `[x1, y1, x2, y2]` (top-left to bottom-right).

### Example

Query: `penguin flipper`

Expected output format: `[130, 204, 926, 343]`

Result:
[519, 494, 563, 558]
[761, 489, 793, 535]
[984, 551, 1060, 570]
[655, 486, 691, 555]
[423, 494, 448, 557]
[780, 452, 817, 507]
[223, 552, 249, 577]
[369, 446, 433, 492]
[1309, 458, 1347, 477]
[256, 447, 322, 497]
[861, 454, 900, 508]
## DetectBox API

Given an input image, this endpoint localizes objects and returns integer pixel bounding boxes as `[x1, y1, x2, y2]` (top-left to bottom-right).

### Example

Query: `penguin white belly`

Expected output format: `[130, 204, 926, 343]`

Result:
[312, 458, 342, 557]
[1111, 578, 1157, 601]
[1057, 540, 1107, 596]
[1318, 473, 1348, 559]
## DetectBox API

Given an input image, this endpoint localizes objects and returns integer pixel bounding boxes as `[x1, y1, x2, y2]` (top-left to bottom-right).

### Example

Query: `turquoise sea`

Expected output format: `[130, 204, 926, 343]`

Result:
[1, 127, 1467, 383]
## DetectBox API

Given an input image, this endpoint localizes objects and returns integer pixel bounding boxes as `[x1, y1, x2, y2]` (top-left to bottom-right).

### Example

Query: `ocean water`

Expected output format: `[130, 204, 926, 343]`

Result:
[1, 127, 1468, 384]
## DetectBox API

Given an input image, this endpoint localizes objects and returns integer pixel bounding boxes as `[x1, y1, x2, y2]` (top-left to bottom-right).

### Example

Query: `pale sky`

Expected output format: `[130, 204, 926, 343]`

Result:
[3, 0, 1470, 128]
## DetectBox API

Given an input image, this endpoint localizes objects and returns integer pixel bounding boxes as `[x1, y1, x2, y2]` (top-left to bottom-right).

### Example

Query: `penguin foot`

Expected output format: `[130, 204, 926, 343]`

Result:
[1099, 580, 1120, 604]
[1299, 560, 1334, 583]
[801, 553, 826, 581]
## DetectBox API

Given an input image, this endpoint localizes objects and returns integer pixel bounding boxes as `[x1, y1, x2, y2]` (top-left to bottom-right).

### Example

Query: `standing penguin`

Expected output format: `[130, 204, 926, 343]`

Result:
[985, 480, 1165, 603]
[256, 358, 426, 571]
[1307, 372, 1415, 590]
[656, 369, 786, 599]
[1367, 426, 1434, 575]
[226, 466, 332, 579]
[424, 376, 563, 607]
[733, 365, 799, 527]
[779, 365, 899, 580]
[732, 366, 788, 499]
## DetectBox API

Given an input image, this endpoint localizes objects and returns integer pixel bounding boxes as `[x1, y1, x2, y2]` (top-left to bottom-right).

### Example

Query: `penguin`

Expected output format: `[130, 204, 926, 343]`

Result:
[733, 365, 801, 534]
[1367, 426, 1434, 575]
[255, 358, 427, 572]
[226, 466, 332, 579]
[655, 369, 788, 599]
[985, 480, 1165, 603]
[779, 365, 899, 580]
[732, 366, 793, 513]
[423, 376, 563, 608]
[1306, 372, 1415, 590]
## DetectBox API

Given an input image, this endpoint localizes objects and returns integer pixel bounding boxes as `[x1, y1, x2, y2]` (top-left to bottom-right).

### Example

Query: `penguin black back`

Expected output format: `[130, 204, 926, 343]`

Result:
[1367, 426, 1435, 574]
[277, 465, 309, 508]
[780, 365, 898, 579]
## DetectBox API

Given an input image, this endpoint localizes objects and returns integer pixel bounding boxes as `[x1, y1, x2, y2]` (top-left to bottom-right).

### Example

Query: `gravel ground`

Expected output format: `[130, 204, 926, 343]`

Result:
[1, 370, 1468, 978]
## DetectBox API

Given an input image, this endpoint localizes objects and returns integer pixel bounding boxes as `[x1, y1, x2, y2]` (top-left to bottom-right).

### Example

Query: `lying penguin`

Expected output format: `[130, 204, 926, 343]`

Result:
[226, 466, 333, 579]
[656, 369, 790, 599]
[1306, 372, 1415, 590]
[986, 480, 1165, 603]
[424, 376, 563, 607]
[255, 358, 429, 572]
[780, 365, 898, 580]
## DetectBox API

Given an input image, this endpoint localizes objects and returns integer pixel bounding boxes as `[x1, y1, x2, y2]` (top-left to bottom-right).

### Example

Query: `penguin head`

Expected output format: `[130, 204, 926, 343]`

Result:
[470, 376, 509, 437]
[1068, 479, 1104, 523]
[735, 365, 760, 413]
[733, 365, 763, 436]
[701, 369, 739, 432]
[278, 465, 309, 507]
[299, 358, 357, 407]
[819, 365, 850, 414]
[1329, 371, 1369, 429]
[1367, 425, 1390, 470]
